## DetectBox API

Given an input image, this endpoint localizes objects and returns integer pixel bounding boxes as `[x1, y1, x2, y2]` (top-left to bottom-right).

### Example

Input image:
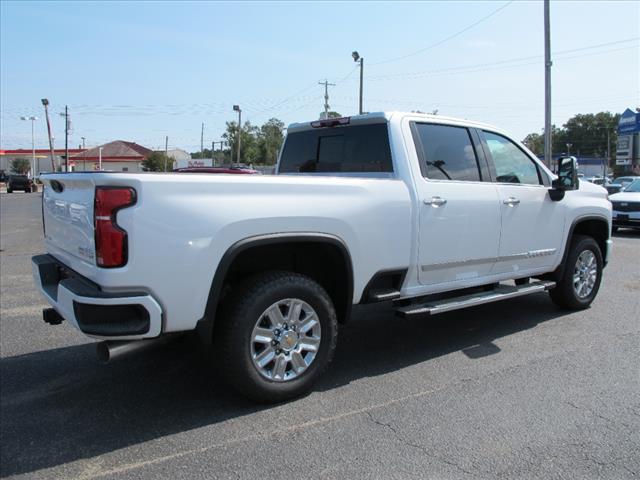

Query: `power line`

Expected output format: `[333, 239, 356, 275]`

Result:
[370, 0, 515, 66]
[365, 38, 639, 81]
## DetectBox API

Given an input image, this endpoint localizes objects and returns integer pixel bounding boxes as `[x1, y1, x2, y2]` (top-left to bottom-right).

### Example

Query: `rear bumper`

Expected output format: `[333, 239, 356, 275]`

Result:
[32, 254, 163, 339]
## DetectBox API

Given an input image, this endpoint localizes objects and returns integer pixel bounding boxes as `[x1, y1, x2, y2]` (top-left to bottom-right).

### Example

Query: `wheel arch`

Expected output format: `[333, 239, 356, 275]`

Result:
[552, 215, 610, 280]
[197, 233, 354, 343]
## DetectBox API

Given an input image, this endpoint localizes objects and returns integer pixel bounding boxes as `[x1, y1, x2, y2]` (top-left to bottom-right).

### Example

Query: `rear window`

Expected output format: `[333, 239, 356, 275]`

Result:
[278, 123, 393, 173]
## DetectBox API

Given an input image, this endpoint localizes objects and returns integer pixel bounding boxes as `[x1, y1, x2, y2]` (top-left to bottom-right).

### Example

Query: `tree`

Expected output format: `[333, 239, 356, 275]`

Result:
[258, 118, 285, 165]
[522, 111, 620, 162]
[522, 132, 544, 156]
[10, 158, 30, 174]
[223, 120, 260, 164]
[142, 151, 173, 172]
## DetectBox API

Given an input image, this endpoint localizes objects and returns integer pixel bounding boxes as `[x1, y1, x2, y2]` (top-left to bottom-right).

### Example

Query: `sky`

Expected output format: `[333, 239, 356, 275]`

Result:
[1, 0, 638, 152]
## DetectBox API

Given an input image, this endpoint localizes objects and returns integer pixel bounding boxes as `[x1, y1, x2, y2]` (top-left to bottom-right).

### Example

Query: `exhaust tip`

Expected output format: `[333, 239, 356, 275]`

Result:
[96, 342, 111, 363]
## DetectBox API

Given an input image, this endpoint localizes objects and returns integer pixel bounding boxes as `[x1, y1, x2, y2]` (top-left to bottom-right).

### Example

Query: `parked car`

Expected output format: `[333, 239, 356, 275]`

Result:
[6, 174, 33, 193]
[173, 166, 259, 174]
[610, 179, 640, 232]
[33, 112, 612, 402]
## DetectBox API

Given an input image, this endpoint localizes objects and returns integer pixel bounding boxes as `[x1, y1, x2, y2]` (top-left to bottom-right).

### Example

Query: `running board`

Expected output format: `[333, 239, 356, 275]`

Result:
[395, 280, 556, 318]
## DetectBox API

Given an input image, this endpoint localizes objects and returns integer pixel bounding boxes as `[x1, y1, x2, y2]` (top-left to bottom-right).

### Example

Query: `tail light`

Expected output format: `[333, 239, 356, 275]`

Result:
[94, 187, 136, 268]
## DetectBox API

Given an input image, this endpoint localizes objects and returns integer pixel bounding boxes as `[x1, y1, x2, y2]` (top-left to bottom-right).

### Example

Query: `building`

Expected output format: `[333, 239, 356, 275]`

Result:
[0, 148, 86, 175]
[616, 108, 640, 174]
[71, 140, 152, 172]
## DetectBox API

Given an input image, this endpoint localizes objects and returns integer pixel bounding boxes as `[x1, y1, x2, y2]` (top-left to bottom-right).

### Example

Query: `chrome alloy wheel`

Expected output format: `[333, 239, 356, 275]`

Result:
[250, 298, 321, 382]
[573, 250, 598, 298]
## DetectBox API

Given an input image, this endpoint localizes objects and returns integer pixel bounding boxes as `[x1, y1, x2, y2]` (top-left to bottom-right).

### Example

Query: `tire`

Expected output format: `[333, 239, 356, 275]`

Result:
[612, 226, 618, 233]
[6, 188, 12, 193]
[549, 235, 603, 310]
[214, 271, 338, 403]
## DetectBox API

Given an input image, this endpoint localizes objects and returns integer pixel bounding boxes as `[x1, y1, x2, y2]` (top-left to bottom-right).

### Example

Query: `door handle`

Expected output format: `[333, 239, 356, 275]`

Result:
[425, 196, 447, 207]
[503, 197, 520, 207]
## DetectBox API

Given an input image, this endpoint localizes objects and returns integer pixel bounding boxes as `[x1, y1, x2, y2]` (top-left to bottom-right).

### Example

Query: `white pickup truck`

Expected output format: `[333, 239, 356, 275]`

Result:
[33, 112, 612, 402]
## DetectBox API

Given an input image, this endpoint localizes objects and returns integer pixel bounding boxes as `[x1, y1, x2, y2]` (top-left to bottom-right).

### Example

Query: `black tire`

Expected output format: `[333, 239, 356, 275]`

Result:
[612, 226, 619, 233]
[214, 271, 338, 403]
[549, 235, 603, 310]
[6, 188, 12, 193]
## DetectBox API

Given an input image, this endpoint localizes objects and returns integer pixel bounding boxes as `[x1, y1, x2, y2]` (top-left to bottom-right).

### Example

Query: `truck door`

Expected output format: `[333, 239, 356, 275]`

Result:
[411, 122, 502, 286]
[480, 130, 565, 274]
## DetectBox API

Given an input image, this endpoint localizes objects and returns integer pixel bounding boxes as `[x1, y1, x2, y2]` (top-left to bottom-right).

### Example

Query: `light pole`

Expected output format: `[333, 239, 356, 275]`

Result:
[566, 143, 572, 156]
[20, 116, 38, 177]
[98, 146, 103, 171]
[352, 51, 364, 115]
[233, 105, 242, 165]
[41, 98, 56, 171]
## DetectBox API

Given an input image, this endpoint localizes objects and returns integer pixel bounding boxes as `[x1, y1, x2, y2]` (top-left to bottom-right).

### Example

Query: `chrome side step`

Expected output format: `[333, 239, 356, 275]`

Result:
[395, 280, 556, 318]
[369, 288, 402, 302]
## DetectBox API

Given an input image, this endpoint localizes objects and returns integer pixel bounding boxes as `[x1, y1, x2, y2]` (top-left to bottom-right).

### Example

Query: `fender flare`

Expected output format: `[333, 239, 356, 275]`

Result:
[196, 232, 354, 342]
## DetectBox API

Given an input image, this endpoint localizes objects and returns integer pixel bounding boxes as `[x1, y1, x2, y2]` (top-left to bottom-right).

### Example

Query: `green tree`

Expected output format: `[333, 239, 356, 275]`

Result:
[223, 120, 260, 164]
[10, 158, 31, 174]
[142, 151, 173, 172]
[258, 118, 285, 165]
[522, 132, 544, 156]
[522, 111, 620, 162]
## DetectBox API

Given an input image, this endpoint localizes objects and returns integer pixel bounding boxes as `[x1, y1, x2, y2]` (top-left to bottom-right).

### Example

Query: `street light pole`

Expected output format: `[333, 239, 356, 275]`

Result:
[566, 143, 572, 156]
[20, 116, 38, 177]
[352, 51, 364, 115]
[233, 105, 242, 165]
[41, 99, 56, 171]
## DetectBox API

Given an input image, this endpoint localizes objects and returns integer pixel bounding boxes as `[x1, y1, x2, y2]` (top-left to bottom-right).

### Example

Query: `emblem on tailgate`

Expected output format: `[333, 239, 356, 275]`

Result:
[78, 246, 95, 260]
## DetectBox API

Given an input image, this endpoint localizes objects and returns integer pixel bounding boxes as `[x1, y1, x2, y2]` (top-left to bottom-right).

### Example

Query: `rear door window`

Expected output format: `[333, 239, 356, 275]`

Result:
[411, 123, 482, 182]
[279, 123, 393, 173]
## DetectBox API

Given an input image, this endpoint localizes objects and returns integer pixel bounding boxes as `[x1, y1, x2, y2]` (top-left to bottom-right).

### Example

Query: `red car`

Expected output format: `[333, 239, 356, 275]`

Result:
[173, 166, 259, 174]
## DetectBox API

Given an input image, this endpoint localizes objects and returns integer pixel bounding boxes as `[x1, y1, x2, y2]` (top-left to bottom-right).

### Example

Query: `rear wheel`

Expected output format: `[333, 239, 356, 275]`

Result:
[6, 188, 12, 193]
[215, 271, 338, 403]
[549, 235, 603, 310]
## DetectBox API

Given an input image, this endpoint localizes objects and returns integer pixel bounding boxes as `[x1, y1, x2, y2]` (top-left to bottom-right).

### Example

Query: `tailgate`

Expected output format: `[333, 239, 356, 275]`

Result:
[42, 176, 97, 265]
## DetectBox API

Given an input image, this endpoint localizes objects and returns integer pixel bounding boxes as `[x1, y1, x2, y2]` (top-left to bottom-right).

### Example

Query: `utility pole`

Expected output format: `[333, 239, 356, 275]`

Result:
[233, 105, 242, 165]
[318, 79, 336, 119]
[211, 141, 215, 166]
[606, 129, 611, 176]
[98, 146, 103, 171]
[164, 135, 169, 171]
[41, 99, 56, 171]
[543, 0, 552, 169]
[64, 106, 69, 171]
[81, 137, 86, 171]
[200, 123, 204, 160]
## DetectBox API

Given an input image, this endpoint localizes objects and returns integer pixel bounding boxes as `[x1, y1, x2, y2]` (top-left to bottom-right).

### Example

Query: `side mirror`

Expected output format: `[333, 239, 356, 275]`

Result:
[549, 156, 579, 201]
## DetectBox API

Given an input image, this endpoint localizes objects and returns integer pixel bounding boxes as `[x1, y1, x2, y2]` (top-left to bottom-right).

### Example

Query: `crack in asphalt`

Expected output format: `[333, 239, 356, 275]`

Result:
[364, 411, 477, 477]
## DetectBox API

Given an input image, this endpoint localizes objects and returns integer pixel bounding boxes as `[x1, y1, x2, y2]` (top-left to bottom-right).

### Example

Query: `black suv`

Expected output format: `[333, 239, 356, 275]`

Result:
[7, 175, 33, 193]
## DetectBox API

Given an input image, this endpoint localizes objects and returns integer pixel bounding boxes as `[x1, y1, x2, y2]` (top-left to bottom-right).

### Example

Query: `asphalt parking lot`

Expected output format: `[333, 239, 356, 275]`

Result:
[1, 192, 639, 480]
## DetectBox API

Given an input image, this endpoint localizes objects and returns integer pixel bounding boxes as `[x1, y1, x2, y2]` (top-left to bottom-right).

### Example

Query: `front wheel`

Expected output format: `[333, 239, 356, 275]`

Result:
[549, 235, 603, 310]
[215, 271, 338, 403]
